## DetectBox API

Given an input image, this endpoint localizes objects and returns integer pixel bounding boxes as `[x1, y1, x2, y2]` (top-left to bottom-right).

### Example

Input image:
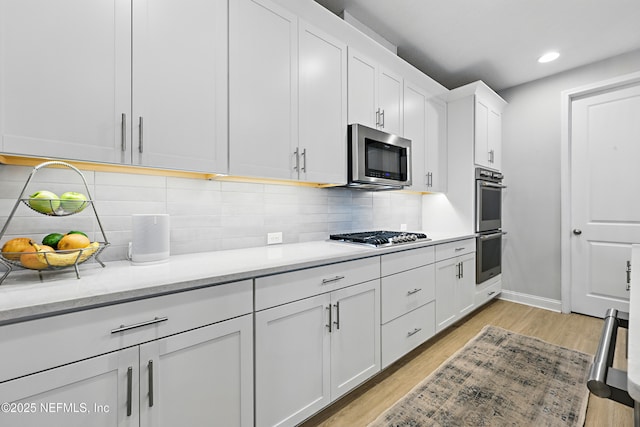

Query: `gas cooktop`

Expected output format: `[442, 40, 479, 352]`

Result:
[329, 230, 429, 247]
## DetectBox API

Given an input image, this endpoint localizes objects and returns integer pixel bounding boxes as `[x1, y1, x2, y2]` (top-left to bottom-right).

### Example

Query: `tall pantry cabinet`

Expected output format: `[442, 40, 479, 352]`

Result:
[0, 0, 228, 174]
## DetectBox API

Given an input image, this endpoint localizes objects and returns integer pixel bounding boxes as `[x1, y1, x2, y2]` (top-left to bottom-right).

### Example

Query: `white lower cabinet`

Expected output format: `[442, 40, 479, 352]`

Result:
[255, 279, 380, 427]
[0, 281, 253, 427]
[435, 250, 476, 332]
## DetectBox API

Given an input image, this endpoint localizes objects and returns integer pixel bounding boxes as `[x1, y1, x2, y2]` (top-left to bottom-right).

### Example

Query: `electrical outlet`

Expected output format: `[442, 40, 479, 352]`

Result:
[267, 232, 283, 245]
[400, 224, 407, 231]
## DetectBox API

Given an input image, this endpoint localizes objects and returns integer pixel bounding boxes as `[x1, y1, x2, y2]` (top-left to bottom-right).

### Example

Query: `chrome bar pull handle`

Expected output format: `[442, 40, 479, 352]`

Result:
[293, 148, 299, 172]
[461, 261, 464, 278]
[407, 288, 422, 296]
[301, 148, 307, 172]
[326, 305, 332, 333]
[375, 108, 381, 127]
[627, 260, 631, 291]
[407, 327, 422, 337]
[455, 247, 465, 252]
[121, 113, 127, 152]
[138, 116, 144, 153]
[148, 360, 154, 407]
[111, 316, 168, 334]
[333, 302, 340, 330]
[126, 366, 133, 416]
[380, 109, 385, 128]
[321, 275, 345, 285]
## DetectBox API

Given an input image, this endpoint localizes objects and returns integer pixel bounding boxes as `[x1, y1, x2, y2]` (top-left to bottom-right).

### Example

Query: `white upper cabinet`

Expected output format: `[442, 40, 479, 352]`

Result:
[230, 0, 347, 184]
[298, 20, 348, 184]
[404, 81, 447, 193]
[0, 0, 228, 174]
[131, 0, 228, 173]
[229, 0, 298, 180]
[0, 0, 131, 164]
[425, 96, 448, 192]
[448, 81, 506, 171]
[348, 48, 403, 136]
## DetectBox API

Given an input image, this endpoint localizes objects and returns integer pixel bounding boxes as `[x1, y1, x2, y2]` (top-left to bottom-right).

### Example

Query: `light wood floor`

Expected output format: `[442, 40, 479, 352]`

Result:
[300, 299, 633, 427]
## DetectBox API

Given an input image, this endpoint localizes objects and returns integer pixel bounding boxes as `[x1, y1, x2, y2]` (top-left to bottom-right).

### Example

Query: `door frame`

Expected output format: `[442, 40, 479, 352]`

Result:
[560, 70, 640, 313]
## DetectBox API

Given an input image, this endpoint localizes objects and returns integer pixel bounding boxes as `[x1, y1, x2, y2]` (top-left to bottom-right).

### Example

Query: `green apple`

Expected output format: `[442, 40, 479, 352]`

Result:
[28, 191, 60, 214]
[60, 191, 88, 213]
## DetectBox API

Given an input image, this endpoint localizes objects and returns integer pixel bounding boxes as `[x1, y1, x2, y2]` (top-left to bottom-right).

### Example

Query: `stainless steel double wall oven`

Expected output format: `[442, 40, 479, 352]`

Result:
[475, 168, 506, 283]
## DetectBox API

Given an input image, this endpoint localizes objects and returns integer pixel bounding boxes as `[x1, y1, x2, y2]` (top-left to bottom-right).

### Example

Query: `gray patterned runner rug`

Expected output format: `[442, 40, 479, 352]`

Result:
[368, 325, 592, 427]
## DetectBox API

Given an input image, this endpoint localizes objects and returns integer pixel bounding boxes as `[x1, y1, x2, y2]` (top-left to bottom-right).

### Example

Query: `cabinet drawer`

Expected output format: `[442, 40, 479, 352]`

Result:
[475, 277, 502, 307]
[0, 280, 252, 383]
[381, 264, 435, 324]
[255, 257, 379, 311]
[435, 238, 476, 262]
[381, 302, 435, 368]
[381, 246, 435, 277]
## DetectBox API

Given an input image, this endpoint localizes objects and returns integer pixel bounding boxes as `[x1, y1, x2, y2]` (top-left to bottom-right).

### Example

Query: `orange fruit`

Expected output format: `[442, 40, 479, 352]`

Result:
[20, 245, 54, 269]
[1, 237, 33, 260]
[57, 233, 90, 251]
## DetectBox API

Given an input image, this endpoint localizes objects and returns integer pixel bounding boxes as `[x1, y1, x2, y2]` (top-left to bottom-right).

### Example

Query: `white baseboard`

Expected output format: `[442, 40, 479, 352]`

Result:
[498, 290, 562, 312]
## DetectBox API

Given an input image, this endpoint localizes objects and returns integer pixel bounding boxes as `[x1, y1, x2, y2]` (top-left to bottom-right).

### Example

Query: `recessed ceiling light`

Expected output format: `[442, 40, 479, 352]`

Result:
[538, 51, 560, 63]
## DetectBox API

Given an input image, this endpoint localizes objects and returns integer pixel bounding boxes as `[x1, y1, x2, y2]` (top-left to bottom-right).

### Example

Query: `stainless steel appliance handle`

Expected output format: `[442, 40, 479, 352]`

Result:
[479, 231, 507, 240]
[481, 182, 507, 189]
[111, 316, 168, 334]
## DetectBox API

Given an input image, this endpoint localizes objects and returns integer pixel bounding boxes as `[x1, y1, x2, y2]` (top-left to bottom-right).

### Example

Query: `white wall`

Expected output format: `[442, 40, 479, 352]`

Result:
[499, 48, 640, 302]
[0, 165, 422, 262]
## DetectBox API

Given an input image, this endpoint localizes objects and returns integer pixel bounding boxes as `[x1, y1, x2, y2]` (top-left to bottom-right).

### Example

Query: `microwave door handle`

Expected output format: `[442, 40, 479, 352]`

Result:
[479, 231, 508, 240]
[481, 182, 507, 189]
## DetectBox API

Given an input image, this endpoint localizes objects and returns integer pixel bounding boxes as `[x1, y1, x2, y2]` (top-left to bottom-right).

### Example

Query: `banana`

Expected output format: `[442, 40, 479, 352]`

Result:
[31, 241, 100, 267]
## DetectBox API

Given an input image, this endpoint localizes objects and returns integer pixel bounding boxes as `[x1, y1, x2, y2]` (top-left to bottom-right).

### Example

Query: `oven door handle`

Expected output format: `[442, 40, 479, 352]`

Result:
[479, 231, 507, 240]
[481, 182, 507, 189]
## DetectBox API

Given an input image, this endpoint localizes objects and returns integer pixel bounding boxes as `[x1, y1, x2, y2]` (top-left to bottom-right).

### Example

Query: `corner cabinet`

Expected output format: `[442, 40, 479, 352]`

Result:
[229, 0, 347, 184]
[0, 0, 228, 174]
[348, 48, 403, 136]
[254, 257, 380, 427]
[0, 281, 253, 427]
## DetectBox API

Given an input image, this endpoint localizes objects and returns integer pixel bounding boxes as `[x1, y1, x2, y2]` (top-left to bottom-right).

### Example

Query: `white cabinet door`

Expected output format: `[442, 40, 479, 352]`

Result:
[458, 253, 476, 317]
[229, 0, 298, 180]
[298, 20, 347, 184]
[475, 97, 502, 170]
[0, 347, 138, 427]
[435, 257, 458, 331]
[0, 0, 131, 163]
[255, 294, 331, 427]
[139, 314, 253, 427]
[330, 280, 380, 400]
[378, 68, 403, 136]
[347, 48, 402, 135]
[347, 49, 378, 129]
[404, 81, 428, 191]
[425, 97, 447, 192]
[435, 253, 476, 332]
[132, 0, 227, 173]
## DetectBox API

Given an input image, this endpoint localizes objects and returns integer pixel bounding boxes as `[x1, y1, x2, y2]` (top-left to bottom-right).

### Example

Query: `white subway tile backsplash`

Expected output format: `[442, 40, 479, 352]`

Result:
[0, 165, 422, 261]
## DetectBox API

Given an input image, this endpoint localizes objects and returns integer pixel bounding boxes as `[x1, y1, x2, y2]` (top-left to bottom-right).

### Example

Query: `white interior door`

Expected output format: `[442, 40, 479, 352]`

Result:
[570, 81, 640, 316]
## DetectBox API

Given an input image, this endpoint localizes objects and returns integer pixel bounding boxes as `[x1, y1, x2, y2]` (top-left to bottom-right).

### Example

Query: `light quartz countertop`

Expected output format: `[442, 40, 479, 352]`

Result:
[0, 232, 474, 326]
[628, 244, 640, 402]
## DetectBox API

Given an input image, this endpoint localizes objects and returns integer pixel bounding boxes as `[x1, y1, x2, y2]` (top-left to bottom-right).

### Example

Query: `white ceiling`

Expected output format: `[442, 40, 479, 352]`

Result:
[314, 0, 640, 91]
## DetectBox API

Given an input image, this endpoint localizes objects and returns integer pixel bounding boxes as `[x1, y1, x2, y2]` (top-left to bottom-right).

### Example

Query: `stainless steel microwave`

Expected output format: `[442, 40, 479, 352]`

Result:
[345, 124, 411, 191]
